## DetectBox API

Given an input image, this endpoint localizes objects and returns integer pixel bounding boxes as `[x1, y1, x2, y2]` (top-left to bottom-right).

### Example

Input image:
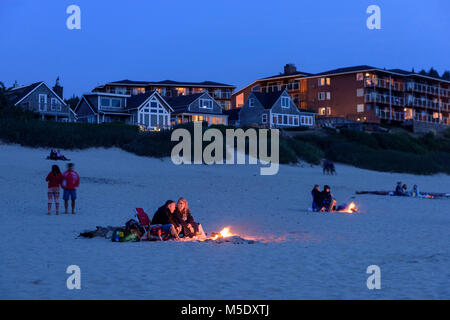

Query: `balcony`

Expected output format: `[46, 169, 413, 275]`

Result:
[365, 93, 404, 106]
[405, 82, 448, 96]
[375, 107, 449, 126]
[209, 91, 231, 99]
[364, 78, 403, 91]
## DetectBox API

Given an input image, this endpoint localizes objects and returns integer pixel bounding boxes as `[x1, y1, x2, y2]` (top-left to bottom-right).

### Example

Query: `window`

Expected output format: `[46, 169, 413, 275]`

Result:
[294, 117, 299, 126]
[273, 116, 277, 124]
[249, 98, 255, 107]
[39, 94, 47, 111]
[281, 96, 290, 108]
[111, 99, 121, 108]
[326, 92, 331, 100]
[318, 92, 326, 101]
[319, 107, 326, 115]
[50, 98, 61, 111]
[114, 87, 127, 94]
[318, 77, 330, 86]
[200, 99, 213, 109]
[357, 104, 364, 113]
[262, 114, 267, 123]
[326, 107, 331, 115]
[356, 88, 364, 97]
[101, 98, 110, 107]
[356, 73, 364, 81]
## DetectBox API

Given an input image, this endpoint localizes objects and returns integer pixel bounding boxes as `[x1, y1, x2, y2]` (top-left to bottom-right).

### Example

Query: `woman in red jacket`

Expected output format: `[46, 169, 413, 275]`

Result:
[46, 165, 63, 215]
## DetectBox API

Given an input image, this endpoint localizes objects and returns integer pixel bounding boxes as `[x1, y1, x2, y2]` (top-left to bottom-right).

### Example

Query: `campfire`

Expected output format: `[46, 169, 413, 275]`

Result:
[342, 202, 358, 213]
[210, 227, 234, 240]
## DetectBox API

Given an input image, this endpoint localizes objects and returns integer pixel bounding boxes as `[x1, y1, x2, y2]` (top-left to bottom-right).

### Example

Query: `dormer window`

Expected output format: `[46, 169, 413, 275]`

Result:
[200, 99, 213, 109]
[281, 96, 290, 108]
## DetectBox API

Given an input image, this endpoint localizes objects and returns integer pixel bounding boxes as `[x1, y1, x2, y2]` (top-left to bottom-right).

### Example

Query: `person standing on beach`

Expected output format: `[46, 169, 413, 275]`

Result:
[45, 165, 63, 215]
[62, 163, 80, 214]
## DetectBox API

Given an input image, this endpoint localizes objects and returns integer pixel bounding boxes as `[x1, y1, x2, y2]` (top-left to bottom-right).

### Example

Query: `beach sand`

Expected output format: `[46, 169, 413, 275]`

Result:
[0, 144, 449, 299]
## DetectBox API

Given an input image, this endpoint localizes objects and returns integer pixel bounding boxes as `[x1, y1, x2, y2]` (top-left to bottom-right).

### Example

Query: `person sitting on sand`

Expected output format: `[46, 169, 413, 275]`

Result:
[402, 184, 409, 196]
[173, 197, 205, 238]
[49, 149, 57, 159]
[320, 185, 337, 212]
[411, 185, 421, 197]
[311, 185, 322, 212]
[151, 200, 182, 240]
[394, 182, 405, 196]
[56, 149, 68, 161]
[45, 165, 63, 215]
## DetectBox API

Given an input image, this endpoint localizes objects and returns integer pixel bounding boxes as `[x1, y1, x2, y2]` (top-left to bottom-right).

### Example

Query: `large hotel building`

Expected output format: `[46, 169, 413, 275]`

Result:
[232, 64, 450, 132]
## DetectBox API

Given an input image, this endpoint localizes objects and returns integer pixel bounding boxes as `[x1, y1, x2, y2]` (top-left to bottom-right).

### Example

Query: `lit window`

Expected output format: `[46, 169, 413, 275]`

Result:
[326, 107, 332, 115]
[357, 104, 364, 113]
[200, 99, 213, 109]
[356, 73, 364, 81]
[326, 78, 331, 85]
[319, 108, 326, 115]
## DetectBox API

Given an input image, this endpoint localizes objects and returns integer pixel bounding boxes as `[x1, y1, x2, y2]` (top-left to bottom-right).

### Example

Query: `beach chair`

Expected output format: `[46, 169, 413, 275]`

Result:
[135, 208, 169, 241]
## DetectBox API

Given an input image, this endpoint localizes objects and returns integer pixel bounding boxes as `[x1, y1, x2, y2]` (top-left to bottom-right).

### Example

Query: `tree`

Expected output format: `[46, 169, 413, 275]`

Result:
[427, 67, 440, 78]
[64, 95, 80, 110]
[442, 71, 450, 81]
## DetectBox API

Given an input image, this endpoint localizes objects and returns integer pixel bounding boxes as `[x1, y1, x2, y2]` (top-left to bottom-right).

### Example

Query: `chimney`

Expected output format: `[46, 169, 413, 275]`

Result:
[284, 63, 297, 75]
[13, 80, 19, 89]
[53, 76, 63, 99]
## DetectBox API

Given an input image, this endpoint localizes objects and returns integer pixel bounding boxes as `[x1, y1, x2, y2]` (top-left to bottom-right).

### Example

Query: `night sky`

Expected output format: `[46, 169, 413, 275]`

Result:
[1, 0, 448, 98]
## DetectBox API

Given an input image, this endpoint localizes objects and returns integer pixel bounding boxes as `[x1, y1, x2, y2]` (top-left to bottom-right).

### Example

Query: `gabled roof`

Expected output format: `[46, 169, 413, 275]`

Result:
[252, 91, 285, 110]
[223, 108, 241, 121]
[165, 93, 205, 113]
[125, 90, 173, 112]
[5, 82, 44, 105]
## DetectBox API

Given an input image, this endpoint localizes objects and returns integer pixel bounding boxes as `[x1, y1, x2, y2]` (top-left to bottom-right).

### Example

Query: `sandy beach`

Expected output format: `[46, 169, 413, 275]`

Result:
[0, 144, 449, 299]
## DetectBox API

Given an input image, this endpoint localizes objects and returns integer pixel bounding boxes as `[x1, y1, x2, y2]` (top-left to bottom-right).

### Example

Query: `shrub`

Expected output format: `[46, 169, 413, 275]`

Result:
[287, 139, 324, 164]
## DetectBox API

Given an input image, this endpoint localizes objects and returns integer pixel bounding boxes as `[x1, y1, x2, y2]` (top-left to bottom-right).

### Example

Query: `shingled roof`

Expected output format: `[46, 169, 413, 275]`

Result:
[4, 82, 43, 105]
[165, 93, 204, 113]
[252, 91, 284, 109]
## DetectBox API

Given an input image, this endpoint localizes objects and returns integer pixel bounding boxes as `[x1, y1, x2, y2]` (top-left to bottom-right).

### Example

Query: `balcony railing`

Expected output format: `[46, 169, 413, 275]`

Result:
[375, 107, 449, 125]
[365, 93, 404, 106]
[364, 78, 403, 91]
[209, 91, 231, 99]
[405, 82, 448, 97]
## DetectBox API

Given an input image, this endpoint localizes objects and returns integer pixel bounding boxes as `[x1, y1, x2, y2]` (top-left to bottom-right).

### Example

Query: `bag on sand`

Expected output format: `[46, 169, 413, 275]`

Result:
[111, 228, 140, 242]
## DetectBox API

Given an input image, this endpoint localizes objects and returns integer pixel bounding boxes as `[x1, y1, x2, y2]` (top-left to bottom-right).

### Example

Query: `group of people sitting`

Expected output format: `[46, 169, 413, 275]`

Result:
[311, 185, 338, 212]
[47, 149, 69, 161]
[147, 198, 205, 240]
[394, 182, 421, 197]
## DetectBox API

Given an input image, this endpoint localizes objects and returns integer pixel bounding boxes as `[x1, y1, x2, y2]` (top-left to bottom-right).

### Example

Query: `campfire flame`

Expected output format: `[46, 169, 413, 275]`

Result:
[345, 202, 358, 213]
[211, 227, 234, 240]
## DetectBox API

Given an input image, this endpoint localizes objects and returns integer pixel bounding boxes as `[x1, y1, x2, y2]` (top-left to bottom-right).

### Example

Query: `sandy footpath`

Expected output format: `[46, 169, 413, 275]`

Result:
[0, 144, 449, 299]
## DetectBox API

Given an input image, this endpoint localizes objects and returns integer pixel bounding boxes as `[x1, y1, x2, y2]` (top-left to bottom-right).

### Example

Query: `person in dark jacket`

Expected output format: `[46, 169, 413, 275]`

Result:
[173, 197, 205, 238]
[311, 185, 322, 212]
[320, 185, 337, 212]
[151, 200, 181, 239]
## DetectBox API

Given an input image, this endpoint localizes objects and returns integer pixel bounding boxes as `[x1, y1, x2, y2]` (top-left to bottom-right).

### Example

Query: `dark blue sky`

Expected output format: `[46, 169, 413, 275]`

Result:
[1, 0, 449, 98]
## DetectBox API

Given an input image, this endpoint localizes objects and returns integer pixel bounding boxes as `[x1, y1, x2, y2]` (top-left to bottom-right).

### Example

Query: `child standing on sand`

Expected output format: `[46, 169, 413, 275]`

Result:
[45, 165, 63, 215]
[62, 163, 80, 214]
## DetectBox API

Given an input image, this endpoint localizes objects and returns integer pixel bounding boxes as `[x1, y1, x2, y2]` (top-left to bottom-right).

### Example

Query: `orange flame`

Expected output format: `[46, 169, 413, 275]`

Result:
[211, 227, 234, 240]
[346, 202, 357, 213]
